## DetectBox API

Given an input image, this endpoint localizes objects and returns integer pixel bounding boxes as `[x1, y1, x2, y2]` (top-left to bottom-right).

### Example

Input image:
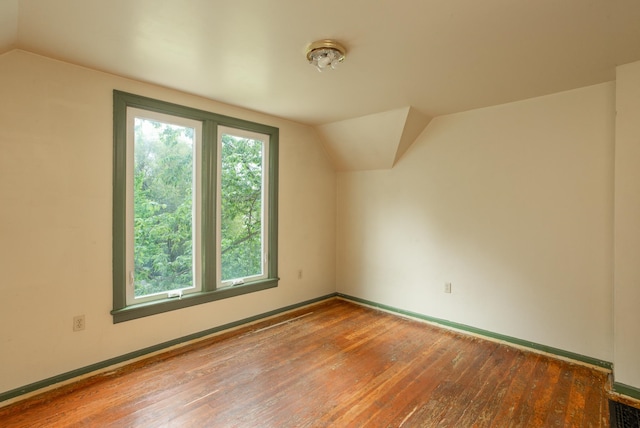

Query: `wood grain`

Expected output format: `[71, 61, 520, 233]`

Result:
[0, 299, 611, 427]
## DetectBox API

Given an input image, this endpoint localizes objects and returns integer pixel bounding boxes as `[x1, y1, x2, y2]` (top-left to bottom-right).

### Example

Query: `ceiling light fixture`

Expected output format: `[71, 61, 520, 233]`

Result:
[306, 39, 346, 72]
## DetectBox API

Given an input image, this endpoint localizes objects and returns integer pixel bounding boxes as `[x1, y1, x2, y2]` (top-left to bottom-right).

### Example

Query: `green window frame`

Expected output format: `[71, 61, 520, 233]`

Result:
[112, 90, 279, 323]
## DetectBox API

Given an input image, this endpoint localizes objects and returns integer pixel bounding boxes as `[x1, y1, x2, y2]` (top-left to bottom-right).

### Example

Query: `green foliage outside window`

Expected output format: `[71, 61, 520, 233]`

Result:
[133, 119, 194, 296]
[132, 120, 264, 297]
[220, 134, 264, 281]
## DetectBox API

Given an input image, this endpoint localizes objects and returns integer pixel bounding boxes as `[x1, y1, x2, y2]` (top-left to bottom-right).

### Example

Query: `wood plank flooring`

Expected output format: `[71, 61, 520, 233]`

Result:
[0, 299, 610, 427]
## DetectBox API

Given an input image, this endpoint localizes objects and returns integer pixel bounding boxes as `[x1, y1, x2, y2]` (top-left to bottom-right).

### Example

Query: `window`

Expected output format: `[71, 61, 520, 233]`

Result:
[112, 91, 278, 323]
[126, 109, 203, 305]
[217, 127, 270, 287]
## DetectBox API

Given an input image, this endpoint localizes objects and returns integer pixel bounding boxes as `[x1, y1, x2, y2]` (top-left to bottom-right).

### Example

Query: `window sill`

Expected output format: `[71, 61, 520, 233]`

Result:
[111, 278, 279, 323]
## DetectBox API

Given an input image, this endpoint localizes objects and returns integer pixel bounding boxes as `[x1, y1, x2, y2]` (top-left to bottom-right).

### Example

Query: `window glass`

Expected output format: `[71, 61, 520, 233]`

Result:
[127, 109, 202, 304]
[218, 127, 269, 285]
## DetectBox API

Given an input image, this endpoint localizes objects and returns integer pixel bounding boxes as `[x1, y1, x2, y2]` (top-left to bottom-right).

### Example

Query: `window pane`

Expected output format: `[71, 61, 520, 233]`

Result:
[220, 132, 264, 282]
[133, 117, 196, 297]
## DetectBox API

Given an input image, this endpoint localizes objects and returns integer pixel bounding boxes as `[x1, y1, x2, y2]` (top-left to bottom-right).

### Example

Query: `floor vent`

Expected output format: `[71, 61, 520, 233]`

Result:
[610, 400, 640, 428]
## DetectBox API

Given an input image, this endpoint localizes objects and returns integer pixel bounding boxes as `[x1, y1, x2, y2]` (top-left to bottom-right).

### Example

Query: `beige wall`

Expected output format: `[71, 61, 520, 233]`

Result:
[614, 60, 640, 389]
[0, 50, 336, 394]
[337, 83, 615, 362]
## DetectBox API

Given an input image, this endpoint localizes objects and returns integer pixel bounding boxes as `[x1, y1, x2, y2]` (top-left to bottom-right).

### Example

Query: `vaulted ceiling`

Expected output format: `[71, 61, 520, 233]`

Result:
[2, 0, 640, 169]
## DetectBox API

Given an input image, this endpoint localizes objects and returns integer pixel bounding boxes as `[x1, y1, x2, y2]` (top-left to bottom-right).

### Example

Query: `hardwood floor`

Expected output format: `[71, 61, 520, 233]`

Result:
[0, 299, 610, 427]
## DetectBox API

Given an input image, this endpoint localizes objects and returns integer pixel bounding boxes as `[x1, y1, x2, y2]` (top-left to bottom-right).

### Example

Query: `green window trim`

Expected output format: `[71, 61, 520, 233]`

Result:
[112, 90, 279, 323]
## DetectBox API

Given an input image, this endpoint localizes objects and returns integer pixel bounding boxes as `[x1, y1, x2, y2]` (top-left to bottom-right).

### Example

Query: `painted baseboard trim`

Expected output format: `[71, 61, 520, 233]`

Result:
[337, 293, 613, 371]
[613, 382, 640, 401]
[0, 293, 338, 404]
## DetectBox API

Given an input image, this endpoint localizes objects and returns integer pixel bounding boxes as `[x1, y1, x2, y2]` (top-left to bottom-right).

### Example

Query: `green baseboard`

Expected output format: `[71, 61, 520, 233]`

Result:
[0, 293, 338, 404]
[613, 382, 640, 400]
[337, 293, 613, 371]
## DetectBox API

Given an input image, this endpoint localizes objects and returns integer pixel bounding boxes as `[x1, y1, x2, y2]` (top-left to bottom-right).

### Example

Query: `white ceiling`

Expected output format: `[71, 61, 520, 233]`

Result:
[2, 0, 640, 127]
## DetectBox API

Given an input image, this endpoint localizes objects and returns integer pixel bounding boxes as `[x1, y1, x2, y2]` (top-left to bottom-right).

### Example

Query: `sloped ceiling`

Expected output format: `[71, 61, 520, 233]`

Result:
[317, 107, 431, 171]
[2, 0, 640, 169]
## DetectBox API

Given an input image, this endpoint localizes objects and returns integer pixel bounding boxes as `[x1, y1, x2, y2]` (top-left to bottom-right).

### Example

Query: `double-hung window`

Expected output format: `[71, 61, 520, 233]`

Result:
[112, 91, 278, 323]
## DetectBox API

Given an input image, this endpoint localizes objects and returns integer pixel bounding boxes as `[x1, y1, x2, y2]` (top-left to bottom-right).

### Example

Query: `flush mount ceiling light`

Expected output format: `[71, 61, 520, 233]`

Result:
[306, 39, 346, 72]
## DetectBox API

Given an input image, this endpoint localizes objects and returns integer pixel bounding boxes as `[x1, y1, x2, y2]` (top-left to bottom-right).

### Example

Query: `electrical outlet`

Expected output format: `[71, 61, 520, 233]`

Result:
[444, 282, 452, 294]
[73, 315, 85, 332]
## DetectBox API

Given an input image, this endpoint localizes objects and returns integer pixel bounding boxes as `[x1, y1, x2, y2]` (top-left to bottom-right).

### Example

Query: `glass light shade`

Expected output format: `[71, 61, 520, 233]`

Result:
[306, 40, 346, 72]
